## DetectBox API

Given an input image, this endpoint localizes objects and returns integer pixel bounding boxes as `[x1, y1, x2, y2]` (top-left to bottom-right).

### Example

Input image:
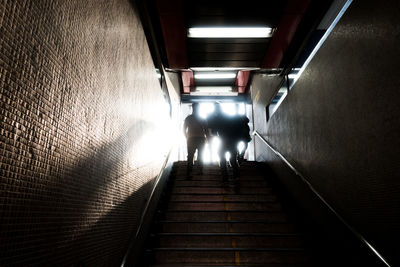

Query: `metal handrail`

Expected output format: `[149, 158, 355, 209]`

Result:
[121, 149, 173, 267]
[253, 131, 391, 267]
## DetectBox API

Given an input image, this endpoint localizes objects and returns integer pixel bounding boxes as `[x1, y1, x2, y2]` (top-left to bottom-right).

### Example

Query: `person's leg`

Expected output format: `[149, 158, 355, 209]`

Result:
[227, 139, 239, 178]
[218, 140, 228, 180]
[238, 140, 248, 163]
[197, 138, 206, 174]
[243, 141, 248, 157]
[186, 138, 196, 178]
[231, 153, 239, 178]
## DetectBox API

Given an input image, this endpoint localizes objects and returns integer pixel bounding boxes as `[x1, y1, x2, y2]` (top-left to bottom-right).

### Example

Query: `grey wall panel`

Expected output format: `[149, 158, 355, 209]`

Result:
[165, 71, 182, 100]
[250, 73, 283, 135]
[252, 0, 400, 263]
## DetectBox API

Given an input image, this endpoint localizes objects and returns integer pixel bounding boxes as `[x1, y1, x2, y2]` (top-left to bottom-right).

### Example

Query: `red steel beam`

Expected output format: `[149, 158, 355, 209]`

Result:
[156, 0, 188, 69]
[261, 0, 311, 69]
[181, 70, 193, 94]
[235, 70, 251, 94]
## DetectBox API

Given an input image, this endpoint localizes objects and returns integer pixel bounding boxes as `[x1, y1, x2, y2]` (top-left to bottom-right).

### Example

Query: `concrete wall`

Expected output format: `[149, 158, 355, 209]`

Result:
[252, 0, 400, 264]
[0, 0, 173, 266]
[250, 73, 283, 137]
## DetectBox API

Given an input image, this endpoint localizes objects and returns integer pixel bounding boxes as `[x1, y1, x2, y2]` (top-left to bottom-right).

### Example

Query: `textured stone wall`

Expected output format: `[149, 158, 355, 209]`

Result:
[252, 0, 400, 264]
[0, 0, 172, 266]
[249, 74, 283, 136]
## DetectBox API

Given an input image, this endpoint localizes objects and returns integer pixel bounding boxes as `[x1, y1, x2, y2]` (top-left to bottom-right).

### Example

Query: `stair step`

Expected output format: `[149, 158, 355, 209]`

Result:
[174, 170, 267, 179]
[169, 194, 277, 202]
[151, 265, 308, 267]
[152, 247, 305, 251]
[151, 248, 308, 264]
[159, 222, 295, 233]
[164, 211, 288, 222]
[173, 185, 270, 189]
[170, 194, 277, 203]
[155, 233, 301, 236]
[174, 177, 267, 182]
[155, 233, 304, 248]
[167, 202, 281, 212]
[173, 180, 268, 187]
[174, 175, 268, 181]
[172, 187, 272, 195]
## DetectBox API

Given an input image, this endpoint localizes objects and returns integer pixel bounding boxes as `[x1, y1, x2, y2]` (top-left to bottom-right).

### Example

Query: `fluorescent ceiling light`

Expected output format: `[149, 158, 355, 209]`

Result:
[191, 67, 260, 71]
[195, 86, 233, 92]
[191, 91, 238, 96]
[188, 27, 273, 38]
[195, 73, 236, 79]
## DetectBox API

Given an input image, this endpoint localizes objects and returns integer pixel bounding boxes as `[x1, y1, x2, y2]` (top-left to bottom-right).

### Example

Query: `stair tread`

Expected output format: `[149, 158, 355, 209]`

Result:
[164, 210, 285, 213]
[151, 248, 305, 251]
[154, 233, 302, 236]
[171, 186, 271, 189]
[159, 221, 292, 224]
[172, 188, 272, 194]
[162, 210, 282, 212]
[151, 265, 308, 267]
[167, 204, 281, 212]
[167, 201, 278, 203]
[159, 223, 295, 233]
[173, 180, 268, 184]
[163, 211, 288, 222]
[169, 195, 277, 202]
[152, 250, 308, 264]
[174, 178, 267, 182]
[154, 234, 305, 249]
[167, 201, 278, 204]
[171, 195, 275, 197]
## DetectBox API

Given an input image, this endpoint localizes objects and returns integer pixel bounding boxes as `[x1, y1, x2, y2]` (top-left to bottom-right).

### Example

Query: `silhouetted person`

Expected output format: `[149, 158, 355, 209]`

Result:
[234, 113, 251, 163]
[183, 103, 208, 178]
[208, 103, 240, 180]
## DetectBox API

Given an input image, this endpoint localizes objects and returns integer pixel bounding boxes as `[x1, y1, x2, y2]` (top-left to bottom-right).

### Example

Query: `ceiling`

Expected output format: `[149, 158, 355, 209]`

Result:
[183, 0, 285, 68]
[139, 0, 333, 100]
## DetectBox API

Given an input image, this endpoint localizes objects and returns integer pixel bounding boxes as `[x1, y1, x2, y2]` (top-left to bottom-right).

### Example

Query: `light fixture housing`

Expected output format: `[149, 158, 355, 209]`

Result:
[187, 27, 274, 38]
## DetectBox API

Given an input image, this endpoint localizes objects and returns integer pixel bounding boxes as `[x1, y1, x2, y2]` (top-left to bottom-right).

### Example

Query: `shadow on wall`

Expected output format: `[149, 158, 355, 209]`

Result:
[68, 180, 156, 267]
[0, 120, 169, 266]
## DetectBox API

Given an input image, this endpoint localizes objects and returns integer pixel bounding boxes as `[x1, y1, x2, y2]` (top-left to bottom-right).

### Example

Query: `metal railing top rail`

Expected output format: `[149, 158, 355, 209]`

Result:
[253, 131, 391, 267]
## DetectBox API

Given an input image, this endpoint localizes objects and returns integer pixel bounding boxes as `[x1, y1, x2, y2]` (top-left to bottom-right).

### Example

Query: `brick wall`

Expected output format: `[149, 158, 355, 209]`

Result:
[0, 0, 172, 266]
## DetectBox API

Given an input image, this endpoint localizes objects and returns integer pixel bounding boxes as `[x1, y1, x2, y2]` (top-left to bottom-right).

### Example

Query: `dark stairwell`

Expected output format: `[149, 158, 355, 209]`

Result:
[1, 0, 399, 266]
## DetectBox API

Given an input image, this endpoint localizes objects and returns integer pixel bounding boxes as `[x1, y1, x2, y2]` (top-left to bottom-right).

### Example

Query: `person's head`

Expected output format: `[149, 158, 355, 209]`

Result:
[236, 103, 241, 114]
[214, 102, 221, 114]
[192, 103, 200, 114]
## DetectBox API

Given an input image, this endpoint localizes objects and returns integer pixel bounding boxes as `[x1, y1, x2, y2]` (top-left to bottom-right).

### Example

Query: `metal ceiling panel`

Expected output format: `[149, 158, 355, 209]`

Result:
[190, 60, 261, 68]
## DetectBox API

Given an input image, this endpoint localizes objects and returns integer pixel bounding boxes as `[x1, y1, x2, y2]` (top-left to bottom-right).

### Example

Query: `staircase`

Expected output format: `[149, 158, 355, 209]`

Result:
[141, 161, 310, 266]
